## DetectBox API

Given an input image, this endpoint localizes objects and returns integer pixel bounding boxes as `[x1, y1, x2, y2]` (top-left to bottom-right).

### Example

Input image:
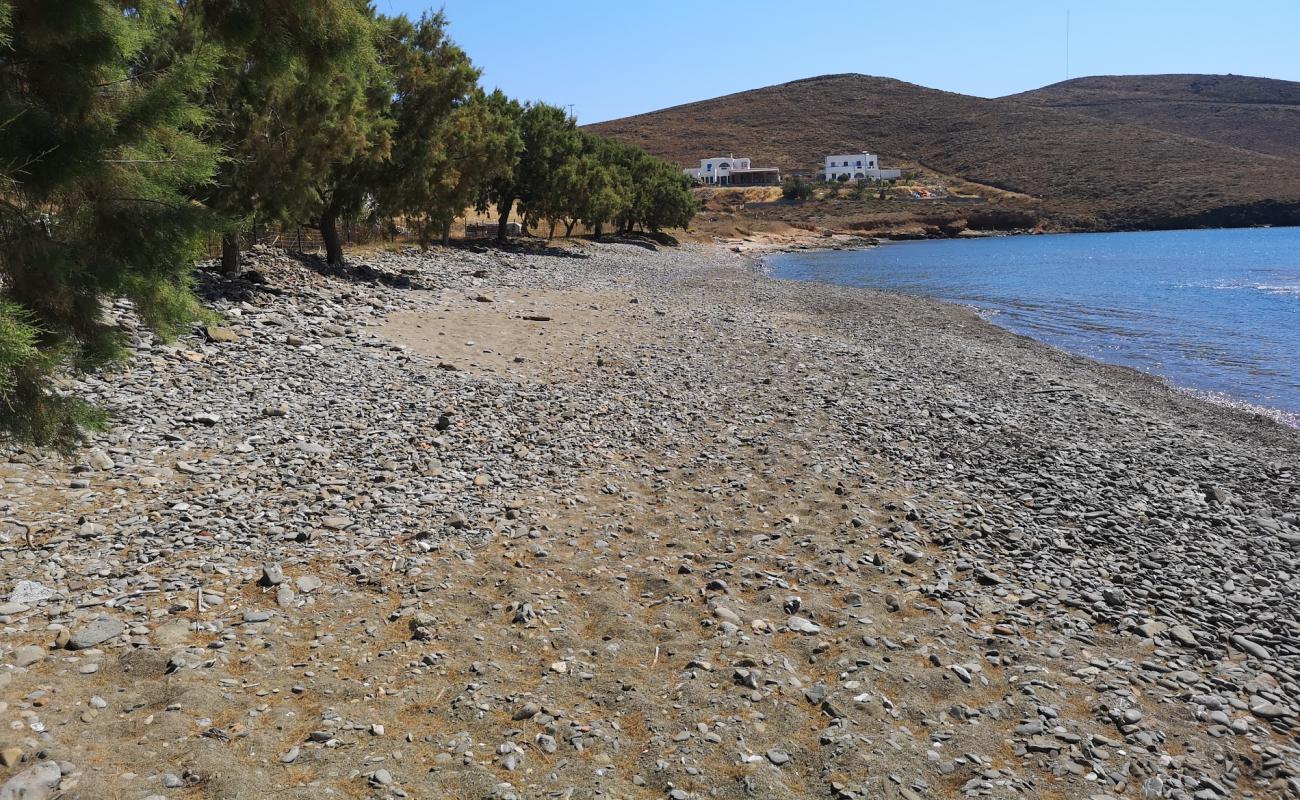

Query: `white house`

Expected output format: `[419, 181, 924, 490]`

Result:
[684, 156, 751, 185]
[820, 152, 902, 182]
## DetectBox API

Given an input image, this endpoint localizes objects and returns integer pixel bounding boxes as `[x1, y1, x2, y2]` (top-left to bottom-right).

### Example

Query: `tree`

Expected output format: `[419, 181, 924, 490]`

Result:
[185, 0, 378, 273]
[556, 137, 627, 239]
[552, 133, 694, 239]
[593, 138, 695, 235]
[314, 6, 394, 265]
[420, 92, 520, 246]
[553, 152, 594, 237]
[0, 0, 219, 448]
[474, 93, 523, 242]
[514, 103, 581, 240]
[637, 162, 697, 233]
[783, 177, 812, 201]
[374, 18, 516, 248]
[479, 101, 578, 243]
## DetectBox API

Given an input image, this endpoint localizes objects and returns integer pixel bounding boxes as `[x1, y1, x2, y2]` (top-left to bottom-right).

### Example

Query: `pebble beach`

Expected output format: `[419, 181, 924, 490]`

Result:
[1, 240, 1298, 800]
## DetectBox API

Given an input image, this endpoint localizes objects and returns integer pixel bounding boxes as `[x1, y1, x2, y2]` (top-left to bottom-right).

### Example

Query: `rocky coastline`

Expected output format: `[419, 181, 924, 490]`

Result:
[1, 240, 1298, 800]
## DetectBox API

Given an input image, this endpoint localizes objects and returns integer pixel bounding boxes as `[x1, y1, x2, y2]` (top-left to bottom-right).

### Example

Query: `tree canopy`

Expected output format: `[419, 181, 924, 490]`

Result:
[374, 17, 515, 247]
[185, 0, 380, 272]
[0, 1, 696, 448]
[1, 0, 218, 447]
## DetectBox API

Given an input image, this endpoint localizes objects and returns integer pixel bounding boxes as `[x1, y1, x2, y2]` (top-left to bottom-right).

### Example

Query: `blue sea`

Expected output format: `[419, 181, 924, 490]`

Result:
[767, 227, 1300, 425]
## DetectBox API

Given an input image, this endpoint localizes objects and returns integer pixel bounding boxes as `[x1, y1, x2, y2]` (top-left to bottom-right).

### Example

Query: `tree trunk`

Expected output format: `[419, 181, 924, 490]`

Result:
[441, 219, 452, 247]
[496, 201, 512, 243]
[594, 222, 602, 240]
[547, 220, 556, 239]
[564, 219, 576, 237]
[320, 208, 344, 266]
[221, 232, 240, 276]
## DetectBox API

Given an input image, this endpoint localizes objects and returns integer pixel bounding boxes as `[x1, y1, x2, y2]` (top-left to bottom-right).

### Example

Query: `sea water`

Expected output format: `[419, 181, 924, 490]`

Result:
[767, 227, 1300, 424]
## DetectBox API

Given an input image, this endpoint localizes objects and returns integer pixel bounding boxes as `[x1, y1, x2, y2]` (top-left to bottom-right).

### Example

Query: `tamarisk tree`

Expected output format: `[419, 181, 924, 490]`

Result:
[0, 0, 218, 447]
[375, 17, 517, 248]
[478, 101, 579, 242]
[550, 133, 696, 238]
[187, 0, 378, 272]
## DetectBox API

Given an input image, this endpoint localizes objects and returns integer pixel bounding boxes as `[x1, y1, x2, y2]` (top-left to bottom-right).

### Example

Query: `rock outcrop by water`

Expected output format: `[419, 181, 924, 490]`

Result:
[1, 240, 1297, 799]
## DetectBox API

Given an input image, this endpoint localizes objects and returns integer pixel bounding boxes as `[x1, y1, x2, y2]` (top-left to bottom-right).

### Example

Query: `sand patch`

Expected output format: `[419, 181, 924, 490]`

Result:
[383, 287, 654, 383]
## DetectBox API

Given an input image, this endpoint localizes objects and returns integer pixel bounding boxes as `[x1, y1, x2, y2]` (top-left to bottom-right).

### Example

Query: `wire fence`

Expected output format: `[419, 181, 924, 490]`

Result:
[200, 214, 588, 259]
[200, 219, 401, 260]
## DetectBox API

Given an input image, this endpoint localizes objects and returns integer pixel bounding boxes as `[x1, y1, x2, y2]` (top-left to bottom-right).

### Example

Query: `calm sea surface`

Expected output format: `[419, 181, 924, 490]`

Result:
[767, 227, 1300, 423]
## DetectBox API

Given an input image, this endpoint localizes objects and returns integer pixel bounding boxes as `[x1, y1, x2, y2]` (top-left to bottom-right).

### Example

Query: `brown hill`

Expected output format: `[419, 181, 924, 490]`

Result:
[1006, 74, 1300, 161]
[586, 74, 1300, 230]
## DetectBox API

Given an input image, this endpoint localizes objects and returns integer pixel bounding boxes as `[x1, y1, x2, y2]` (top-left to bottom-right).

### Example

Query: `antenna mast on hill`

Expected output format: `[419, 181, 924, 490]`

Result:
[1065, 9, 1071, 80]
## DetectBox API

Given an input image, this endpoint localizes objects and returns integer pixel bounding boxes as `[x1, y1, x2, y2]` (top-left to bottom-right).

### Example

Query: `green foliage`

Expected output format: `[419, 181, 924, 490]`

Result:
[0, 0, 218, 449]
[374, 16, 515, 247]
[555, 136, 628, 237]
[423, 91, 521, 244]
[514, 103, 582, 233]
[0, 1, 695, 451]
[548, 133, 696, 237]
[311, 4, 397, 264]
[186, 0, 378, 267]
[477, 101, 580, 240]
[601, 135, 697, 234]
[784, 178, 813, 201]
[474, 92, 525, 237]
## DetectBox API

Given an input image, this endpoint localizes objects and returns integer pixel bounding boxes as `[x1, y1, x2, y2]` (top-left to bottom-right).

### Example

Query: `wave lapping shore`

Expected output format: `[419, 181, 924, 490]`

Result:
[1, 241, 1298, 799]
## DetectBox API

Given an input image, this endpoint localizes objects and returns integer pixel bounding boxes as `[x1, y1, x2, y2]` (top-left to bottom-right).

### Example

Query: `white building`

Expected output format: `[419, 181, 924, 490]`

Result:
[684, 156, 751, 185]
[820, 152, 902, 182]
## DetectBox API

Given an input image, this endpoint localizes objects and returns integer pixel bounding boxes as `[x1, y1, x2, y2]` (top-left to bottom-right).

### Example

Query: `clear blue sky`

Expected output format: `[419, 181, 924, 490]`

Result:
[377, 0, 1300, 123]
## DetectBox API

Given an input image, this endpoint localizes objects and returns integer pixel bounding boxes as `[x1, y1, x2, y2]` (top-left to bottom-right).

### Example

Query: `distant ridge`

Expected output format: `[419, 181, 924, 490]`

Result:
[1007, 74, 1300, 160]
[586, 73, 1300, 230]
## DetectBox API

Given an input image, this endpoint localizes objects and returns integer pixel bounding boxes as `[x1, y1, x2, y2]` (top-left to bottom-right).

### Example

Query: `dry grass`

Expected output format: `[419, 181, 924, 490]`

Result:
[1008, 73, 1300, 161]
[587, 73, 1300, 230]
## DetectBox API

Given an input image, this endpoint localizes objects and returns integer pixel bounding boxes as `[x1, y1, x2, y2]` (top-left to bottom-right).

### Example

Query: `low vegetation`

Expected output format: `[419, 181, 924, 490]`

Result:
[0, 0, 695, 449]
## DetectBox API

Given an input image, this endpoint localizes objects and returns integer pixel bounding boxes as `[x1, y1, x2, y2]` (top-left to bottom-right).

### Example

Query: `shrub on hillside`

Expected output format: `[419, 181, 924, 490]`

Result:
[783, 178, 812, 201]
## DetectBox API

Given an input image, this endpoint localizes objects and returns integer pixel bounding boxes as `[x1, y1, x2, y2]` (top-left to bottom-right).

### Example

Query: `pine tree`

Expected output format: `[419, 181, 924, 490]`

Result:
[0, 0, 218, 449]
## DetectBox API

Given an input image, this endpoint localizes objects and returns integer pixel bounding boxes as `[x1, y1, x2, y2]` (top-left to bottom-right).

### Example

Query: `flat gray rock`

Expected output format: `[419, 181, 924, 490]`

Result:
[9, 581, 55, 605]
[0, 760, 64, 800]
[13, 645, 44, 667]
[295, 575, 322, 594]
[787, 616, 820, 634]
[66, 617, 125, 650]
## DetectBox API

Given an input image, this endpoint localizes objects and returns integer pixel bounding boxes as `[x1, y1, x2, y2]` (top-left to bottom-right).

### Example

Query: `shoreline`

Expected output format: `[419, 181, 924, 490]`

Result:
[756, 238, 1300, 434]
[715, 221, 1300, 257]
[2, 240, 1298, 799]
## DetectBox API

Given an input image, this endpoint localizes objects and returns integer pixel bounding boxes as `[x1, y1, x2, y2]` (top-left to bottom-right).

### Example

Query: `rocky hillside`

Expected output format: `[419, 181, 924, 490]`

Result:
[1006, 74, 1300, 161]
[585, 74, 1300, 230]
